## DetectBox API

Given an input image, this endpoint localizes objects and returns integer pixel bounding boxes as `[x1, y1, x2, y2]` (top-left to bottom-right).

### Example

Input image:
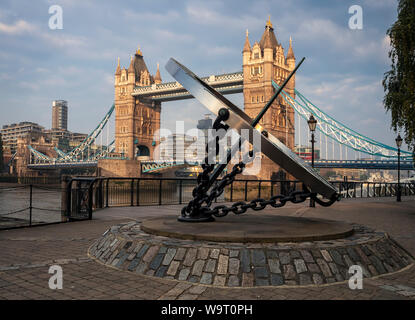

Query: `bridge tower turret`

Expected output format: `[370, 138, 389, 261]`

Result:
[242, 17, 296, 180]
[114, 46, 161, 161]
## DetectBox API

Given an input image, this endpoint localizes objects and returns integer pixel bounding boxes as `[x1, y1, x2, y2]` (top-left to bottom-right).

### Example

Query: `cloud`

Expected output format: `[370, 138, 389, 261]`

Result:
[0, 19, 33, 35]
[185, 2, 263, 31]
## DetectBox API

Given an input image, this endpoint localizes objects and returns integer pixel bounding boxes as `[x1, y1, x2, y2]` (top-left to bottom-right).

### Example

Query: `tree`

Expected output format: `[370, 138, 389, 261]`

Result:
[383, 0, 415, 150]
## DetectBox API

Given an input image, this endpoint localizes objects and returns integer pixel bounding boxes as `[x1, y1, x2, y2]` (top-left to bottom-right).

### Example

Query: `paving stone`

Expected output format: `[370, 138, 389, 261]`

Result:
[174, 248, 187, 261]
[294, 259, 307, 274]
[241, 250, 251, 273]
[326, 278, 336, 283]
[188, 276, 199, 283]
[127, 252, 136, 261]
[136, 261, 147, 274]
[307, 263, 320, 274]
[188, 286, 207, 295]
[228, 258, 240, 275]
[285, 280, 297, 286]
[300, 250, 314, 263]
[123, 241, 132, 250]
[242, 273, 254, 287]
[159, 247, 167, 254]
[200, 273, 213, 285]
[115, 253, 129, 268]
[255, 278, 269, 286]
[316, 258, 332, 277]
[266, 251, 278, 259]
[204, 259, 216, 273]
[368, 264, 378, 276]
[229, 250, 239, 258]
[354, 247, 371, 264]
[213, 275, 226, 286]
[228, 275, 240, 287]
[369, 255, 387, 274]
[299, 274, 312, 285]
[383, 262, 395, 273]
[270, 274, 284, 286]
[183, 248, 197, 267]
[146, 269, 155, 276]
[312, 273, 324, 285]
[329, 249, 345, 266]
[155, 266, 168, 277]
[283, 265, 296, 280]
[346, 247, 360, 262]
[328, 262, 340, 275]
[167, 261, 180, 276]
[220, 248, 229, 255]
[127, 258, 141, 271]
[197, 248, 209, 260]
[343, 255, 354, 268]
[162, 248, 176, 266]
[268, 259, 281, 274]
[252, 250, 266, 266]
[254, 267, 269, 279]
[143, 246, 159, 263]
[290, 251, 301, 259]
[334, 273, 344, 282]
[133, 243, 143, 253]
[356, 263, 371, 278]
[192, 260, 205, 276]
[217, 255, 229, 275]
[149, 253, 164, 270]
[178, 268, 190, 281]
[279, 252, 290, 264]
[210, 249, 220, 259]
[320, 249, 332, 262]
[311, 249, 322, 258]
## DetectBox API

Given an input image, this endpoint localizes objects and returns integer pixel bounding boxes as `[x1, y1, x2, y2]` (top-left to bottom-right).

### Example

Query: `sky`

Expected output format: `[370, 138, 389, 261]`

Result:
[0, 0, 409, 153]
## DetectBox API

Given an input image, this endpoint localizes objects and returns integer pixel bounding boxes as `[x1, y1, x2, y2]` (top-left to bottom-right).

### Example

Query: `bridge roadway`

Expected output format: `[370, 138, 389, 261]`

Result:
[132, 71, 243, 102]
[27, 158, 413, 171]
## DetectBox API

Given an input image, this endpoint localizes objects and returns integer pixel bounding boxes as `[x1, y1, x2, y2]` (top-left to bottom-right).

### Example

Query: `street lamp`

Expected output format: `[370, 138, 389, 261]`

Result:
[308, 114, 317, 207]
[396, 134, 403, 202]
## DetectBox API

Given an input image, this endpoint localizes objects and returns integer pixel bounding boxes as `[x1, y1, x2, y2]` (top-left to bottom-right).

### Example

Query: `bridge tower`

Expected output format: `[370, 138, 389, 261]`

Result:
[242, 17, 296, 180]
[114, 47, 161, 160]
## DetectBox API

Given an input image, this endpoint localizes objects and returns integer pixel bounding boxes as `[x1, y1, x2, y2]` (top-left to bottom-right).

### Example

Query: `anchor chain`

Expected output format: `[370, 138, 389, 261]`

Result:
[181, 111, 340, 221]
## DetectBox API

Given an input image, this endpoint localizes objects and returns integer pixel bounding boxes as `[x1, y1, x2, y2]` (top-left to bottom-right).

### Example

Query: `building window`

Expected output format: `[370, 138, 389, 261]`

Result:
[254, 52, 259, 59]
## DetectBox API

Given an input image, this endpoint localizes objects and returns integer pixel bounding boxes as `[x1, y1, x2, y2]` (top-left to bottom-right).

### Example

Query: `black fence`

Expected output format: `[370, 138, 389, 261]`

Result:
[0, 184, 63, 230]
[65, 177, 415, 221]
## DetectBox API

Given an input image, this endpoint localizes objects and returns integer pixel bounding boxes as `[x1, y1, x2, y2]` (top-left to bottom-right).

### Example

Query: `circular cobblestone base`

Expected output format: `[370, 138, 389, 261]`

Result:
[88, 219, 414, 287]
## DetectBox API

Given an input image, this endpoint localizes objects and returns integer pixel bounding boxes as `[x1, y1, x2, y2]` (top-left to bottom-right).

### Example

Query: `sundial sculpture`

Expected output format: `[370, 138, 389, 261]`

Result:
[166, 58, 340, 222]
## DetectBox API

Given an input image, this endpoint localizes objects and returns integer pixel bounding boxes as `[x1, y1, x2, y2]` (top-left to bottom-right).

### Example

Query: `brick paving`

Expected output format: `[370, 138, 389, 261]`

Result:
[0, 198, 415, 300]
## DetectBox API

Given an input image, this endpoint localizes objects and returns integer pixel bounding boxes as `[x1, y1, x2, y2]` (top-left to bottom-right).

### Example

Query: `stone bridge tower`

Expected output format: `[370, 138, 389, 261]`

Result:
[243, 17, 296, 180]
[114, 47, 161, 160]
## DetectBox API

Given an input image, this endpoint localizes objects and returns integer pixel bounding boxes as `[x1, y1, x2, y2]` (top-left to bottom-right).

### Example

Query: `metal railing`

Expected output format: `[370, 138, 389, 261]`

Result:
[65, 177, 415, 221]
[0, 184, 63, 229]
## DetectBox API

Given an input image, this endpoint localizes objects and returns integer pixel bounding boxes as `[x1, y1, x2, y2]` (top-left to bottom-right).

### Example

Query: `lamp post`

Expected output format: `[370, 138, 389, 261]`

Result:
[396, 134, 402, 202]
[308, 114, 317, 207]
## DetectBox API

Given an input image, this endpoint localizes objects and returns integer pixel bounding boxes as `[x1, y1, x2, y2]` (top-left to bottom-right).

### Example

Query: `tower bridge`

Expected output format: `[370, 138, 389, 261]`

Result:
[22, 17, 414, 178]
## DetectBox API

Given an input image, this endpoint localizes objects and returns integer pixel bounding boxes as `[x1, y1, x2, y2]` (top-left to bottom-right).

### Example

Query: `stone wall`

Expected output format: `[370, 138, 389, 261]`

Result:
[97, 159, 141, 177]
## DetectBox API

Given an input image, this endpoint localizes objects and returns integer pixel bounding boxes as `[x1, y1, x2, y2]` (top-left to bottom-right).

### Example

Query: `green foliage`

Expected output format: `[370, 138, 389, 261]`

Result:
[383, 0, 415, 150]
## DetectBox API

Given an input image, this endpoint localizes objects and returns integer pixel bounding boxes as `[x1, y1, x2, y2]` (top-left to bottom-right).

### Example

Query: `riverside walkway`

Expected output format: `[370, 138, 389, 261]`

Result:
[0, 197, 414, 300]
